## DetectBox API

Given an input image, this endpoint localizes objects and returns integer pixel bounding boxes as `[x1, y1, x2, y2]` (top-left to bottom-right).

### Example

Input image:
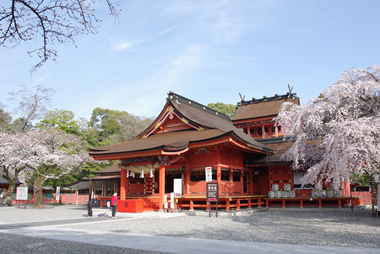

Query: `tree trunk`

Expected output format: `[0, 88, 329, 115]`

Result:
[33, 177, 46, 208]
[3, 170, 20, 206]
[4, 181, 16, 206]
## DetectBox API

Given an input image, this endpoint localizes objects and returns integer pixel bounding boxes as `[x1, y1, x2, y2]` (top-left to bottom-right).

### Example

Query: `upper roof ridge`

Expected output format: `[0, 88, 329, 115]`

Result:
[167, 91, 231, 122]
[238, 92, 298, 107]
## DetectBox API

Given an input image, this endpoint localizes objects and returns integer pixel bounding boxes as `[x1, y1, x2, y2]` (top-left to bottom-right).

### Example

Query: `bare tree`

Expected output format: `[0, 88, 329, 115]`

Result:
[8, 84, 56, 131]
[0, 0, 121, 72]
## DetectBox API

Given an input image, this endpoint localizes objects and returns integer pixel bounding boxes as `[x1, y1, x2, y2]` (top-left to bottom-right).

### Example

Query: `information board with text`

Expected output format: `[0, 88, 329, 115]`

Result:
[206, 182, 219, 202]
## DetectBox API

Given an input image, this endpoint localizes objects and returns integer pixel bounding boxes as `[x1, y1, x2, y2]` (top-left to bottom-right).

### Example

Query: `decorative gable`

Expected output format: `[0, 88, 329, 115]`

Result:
[141, 105, 204, 138]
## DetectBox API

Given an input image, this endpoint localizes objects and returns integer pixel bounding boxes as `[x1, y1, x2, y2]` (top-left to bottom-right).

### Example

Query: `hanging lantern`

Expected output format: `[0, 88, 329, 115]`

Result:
[127, 169, 129, 178]
[141, 169, 144, 178]
[150, 168, 154, 178]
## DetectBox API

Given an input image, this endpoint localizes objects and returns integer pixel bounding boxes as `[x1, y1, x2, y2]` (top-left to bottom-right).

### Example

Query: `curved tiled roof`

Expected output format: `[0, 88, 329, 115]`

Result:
[233, 96, 300, 121]
[89, 92, 275, 158]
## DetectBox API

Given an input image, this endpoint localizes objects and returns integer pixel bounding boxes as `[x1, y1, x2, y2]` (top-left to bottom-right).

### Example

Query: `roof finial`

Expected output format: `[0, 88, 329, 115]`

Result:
[287, 82, 293, 96]
[239, 91, 246, 101]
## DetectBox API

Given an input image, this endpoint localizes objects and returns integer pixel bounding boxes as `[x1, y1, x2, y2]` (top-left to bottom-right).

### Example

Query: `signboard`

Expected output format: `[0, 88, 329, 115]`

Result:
[207, 182, 219, 202]
[173, 179, 182, 197]
[205, 167, 212, 182]
[56, 186, 61, 201]
[16, 187, 28, 200]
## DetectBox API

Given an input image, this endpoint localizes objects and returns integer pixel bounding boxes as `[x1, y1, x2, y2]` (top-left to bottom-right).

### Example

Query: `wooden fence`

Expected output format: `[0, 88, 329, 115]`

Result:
[352, 191, 372, 205]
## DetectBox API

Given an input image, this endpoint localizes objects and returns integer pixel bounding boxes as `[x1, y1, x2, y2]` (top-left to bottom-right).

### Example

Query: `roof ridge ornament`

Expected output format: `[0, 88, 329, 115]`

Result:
[167, 91, 231, 122]
[238, 83, 297, 106]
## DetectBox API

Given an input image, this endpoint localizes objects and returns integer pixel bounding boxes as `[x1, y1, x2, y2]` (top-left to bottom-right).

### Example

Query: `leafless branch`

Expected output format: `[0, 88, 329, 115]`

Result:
[0, 0, 121, 73]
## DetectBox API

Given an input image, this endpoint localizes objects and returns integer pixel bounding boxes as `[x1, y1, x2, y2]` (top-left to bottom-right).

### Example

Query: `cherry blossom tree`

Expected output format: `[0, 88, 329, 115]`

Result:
[276, 65, 380, 187]
[0, 127, 91, 207]
[25, 128, 92, 208]
[1, 1, 121, 72]
[0, 130, 34, 206]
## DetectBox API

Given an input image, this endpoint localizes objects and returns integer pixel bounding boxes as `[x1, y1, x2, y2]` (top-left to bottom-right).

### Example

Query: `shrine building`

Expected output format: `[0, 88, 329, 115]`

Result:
[87, 91, 359, 211]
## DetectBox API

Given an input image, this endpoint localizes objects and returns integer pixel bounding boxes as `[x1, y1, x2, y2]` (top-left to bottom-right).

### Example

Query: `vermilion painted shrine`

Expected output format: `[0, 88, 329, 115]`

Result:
[86, 91, 360, 211]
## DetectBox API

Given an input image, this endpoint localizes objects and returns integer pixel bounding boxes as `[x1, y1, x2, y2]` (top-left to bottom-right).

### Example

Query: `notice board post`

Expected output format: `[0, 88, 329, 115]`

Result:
[16, 186, 28, 209]
[207, 182, 219, 217]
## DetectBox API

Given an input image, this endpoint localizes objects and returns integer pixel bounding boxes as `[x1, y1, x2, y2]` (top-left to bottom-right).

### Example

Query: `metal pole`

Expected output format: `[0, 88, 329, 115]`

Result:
[181, 167, 184, 212]
[216, 202, 218, 217]
[209, 202, 211, 217]
[351, 190, 353, 212]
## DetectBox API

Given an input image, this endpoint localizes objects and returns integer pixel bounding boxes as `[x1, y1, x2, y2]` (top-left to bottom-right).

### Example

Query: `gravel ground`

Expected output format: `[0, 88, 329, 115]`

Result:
[0, 204, 379, 253]
[0, 204, 88, 223]
[0, 233, 165, 254]
[66, 208, 380, 248]
[0, 205, 165, 254]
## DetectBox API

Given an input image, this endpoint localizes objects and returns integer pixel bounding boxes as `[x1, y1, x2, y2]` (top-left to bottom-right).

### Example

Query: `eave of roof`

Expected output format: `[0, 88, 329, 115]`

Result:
[82, 175, 121, 181]
[245, 141, 294, 165]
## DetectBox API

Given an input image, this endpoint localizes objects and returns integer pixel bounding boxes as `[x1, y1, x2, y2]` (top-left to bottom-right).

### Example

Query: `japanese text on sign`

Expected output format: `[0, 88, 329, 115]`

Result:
[206, 182, 219, 202]
[205, 167, 212, 182]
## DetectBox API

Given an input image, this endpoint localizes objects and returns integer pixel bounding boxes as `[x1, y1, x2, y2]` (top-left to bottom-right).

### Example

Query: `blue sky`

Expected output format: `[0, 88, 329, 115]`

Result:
[1, 0, 379, 121]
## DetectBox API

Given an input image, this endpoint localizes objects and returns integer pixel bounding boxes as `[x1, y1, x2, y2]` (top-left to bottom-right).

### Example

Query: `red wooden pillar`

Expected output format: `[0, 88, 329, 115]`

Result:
[125, 171, 129, 195]
[275, 124, 278, 137]
[240, 170, 244, 193]
[229, 169, 233, 194]
[185, 169, 190, 195]
[159, 165, 166, 210]
[120, 168, 126, 200]
[249, 171, 253, 194]
[261, 125, 265, 138]
[216, 151, 221, 195]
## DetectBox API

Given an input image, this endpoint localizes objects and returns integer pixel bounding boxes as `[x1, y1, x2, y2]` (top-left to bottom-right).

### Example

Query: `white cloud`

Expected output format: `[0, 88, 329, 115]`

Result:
[77, 45, 204, 118]
[31, 73, 50, 87]
[111, 41, 132, 51]
[157, 26, 175, 37]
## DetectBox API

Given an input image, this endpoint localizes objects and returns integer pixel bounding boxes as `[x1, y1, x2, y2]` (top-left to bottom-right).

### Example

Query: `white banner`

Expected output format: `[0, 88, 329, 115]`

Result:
[173, 179, 182, 197]
[56, 186, 60, 201]
[205, 167, 212, 182]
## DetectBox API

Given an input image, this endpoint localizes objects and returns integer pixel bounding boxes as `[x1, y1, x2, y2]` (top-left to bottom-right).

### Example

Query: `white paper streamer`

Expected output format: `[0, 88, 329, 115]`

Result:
[150, 168, 154, 178]
[141, 169, 144, 178]
[126, 169, 129, 178]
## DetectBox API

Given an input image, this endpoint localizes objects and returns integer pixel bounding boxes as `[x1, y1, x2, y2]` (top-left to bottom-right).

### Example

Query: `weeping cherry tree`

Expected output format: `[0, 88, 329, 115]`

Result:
[276, 65, 380, 187]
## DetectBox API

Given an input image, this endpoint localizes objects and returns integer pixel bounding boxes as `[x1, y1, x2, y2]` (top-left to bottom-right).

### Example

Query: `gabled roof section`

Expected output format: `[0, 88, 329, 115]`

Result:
[134, 92, 231, 139]
[232, 93, 300, 122]
[89, 92, 275, 159]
